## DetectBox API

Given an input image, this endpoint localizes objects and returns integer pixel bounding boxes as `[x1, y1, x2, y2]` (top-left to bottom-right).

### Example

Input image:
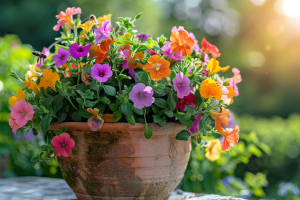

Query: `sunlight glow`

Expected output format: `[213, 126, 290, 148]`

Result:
[282, 0, 300, 19]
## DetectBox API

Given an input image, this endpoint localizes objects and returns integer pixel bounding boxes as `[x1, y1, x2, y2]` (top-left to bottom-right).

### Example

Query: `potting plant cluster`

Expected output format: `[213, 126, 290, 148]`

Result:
[8, 7, 242, 165]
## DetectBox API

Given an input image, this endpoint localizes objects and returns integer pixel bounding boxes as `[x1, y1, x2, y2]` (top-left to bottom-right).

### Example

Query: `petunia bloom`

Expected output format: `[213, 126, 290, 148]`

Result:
[210, 107, 230, 135]
[129, 83, 155, 109]
[222, 86, 236, 105]
[95, 37, 116, 63]
[9, 118, 22, 134]
[78, 21, 97, 33]
[200, 69, 209, 77]
[8, 89, 26, 107]
[51, 133, 75, 157]
[94, 20, 114, 44]
[87, 108, 104, 131]
[69, 43, 91, 59]
[10, 100, 34, 127]
[201, 37, 221, 58]
[221, 125, 239, 151]
[205, 139, 222, 162]
[36, 47, 50, 68]
[25, 78, 40, 94]
[53, 7, 81, 31]
[206, 58, 230, 76]
[175, 93, 196, 112]
[232, 68, 242, 84]
[90, 63, 113, 83]
[229, 78, 239, 96]
[25, 65, 40, 81]
[121, 49, 136, 79]
[38, 69, 60, 91]
[173, 72, 191, 98]
[143, 55, 171, 81]
[170, 30, 195, 56]
[135, 33, 151, 41]
[52, 48, 70, 67]
[200, 78, 222, 100]
[188, 114, 202, 134]
[128, 52, 144, 70]
[161, 42, 184, 62]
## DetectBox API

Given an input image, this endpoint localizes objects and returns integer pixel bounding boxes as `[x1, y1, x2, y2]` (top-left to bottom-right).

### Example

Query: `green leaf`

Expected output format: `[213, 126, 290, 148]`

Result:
[135, 44, 149, 53]
[53, 95, 64, 112]
[58, 113, 67, 123]
[109, 103, 119, 112]
[175, 114, 193, 126]
[78, 109, 93, 118]
[202, 118, 207, 136]
[154, 98, 168, 108]
[32, 128, 39, 136]
[41, 114, 52, 134]
[76, 98, 84, 105]
[175, 130, 189, 141]
[151, 104, 159, 114]
[141, 71, 149, 83]
[132, 107, 143, 115]
[184, 105, 195, 113]
[71, 112, 82, 122]
[101, 96, 111, 104]
[41, 145, 48, 151]
[195, 89, 202, 108]
[101, 85, 116, 96]
[90, 80, 100, 91]
[116, 74, 129, 81]
[157, 118, 167, 126]
[121, 103, 133, 117]
[136, 118, 145, 124]
[167, 93, 176, 111]
[163, 87, 172, 94]
[40, 97, 53, 109]
[164, 108, 173, 118]
[85, 100, 94, 107]
[144, 122, 153, 139]
[126, 115, 136, 126]
[82, 67, 91, 75]
[96, 104, 106, 114]
[113, 111, 122, 122]
[170, 71, 176, 82]
[134, 12, 143, 21]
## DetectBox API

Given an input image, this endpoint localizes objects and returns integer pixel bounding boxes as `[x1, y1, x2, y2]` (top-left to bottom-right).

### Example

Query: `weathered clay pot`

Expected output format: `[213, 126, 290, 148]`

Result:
[49, 122, 191, 200]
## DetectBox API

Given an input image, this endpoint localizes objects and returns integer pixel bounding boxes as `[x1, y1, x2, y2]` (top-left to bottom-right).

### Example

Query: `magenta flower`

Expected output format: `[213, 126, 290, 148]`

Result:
[175, 93, 196, 112]
[129, 83, 155, 109]
[147, 49, 159, 56]
[9, 118, 22, 134]
[188, 114, 202, 134]
[51, 133, 75, 157]
[136, 33, 151, 41]
[87, 116, 104, 131]
[91, 63, 113, 83]
[36, 47, 50, 68]
[229, 78, 239, 96]
[10, 100, 34, 127]
[121, 49, 136, 79]
[173, 72, 191, 98]
[52, 48, 70, 67]
[69, 43, 91, 59]
[200, 69, 209, 77]
[94, 20, 114, 44]
[171, 26, 185, 32]
[161, 42, 184, 62]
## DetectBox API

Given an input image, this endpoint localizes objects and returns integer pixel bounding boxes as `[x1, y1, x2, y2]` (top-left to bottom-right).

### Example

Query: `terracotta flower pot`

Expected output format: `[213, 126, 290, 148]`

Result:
[49, 122, 191, 200]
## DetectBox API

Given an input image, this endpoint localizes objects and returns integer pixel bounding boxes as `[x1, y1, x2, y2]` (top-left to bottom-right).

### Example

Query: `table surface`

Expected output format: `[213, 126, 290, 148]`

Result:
[0, 177, 245, 200]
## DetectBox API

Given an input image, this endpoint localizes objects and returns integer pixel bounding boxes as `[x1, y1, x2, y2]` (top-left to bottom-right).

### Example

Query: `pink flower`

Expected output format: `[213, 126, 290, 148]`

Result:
[175, 93, 196, 112]
[173, 72, 191, 98]
[188, 114, 202, 134]
[88, 116, 104, 131]
[9, 118, 22, 134]
[229, 78, 239, 96]
[52, 48, 70, 67]
[10, 100, 34, 127]
[232, 68, 242, 84]
[147, 49, 159, 56]
[94, 20, 114, 44]
[91, 63, 113, 83]
[129, 83, 155, 109]
[121, 49, 136, 79]
[69, 43, 91, 59]
[136, 33, 151, 41]
[36, 47, 50, 68]
[53, 7, 82, 31]
[200, 69, 209, 77]
[51, 133, 75, 157]
[161, 42, 184, 62]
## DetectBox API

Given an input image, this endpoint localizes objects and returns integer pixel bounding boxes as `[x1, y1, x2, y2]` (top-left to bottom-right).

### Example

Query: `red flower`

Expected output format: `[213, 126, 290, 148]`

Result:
[51, 133, 75, 157]
[175, 93, 196, 112]
[201, 37, 221, 58]
[221, 125, 239, 151]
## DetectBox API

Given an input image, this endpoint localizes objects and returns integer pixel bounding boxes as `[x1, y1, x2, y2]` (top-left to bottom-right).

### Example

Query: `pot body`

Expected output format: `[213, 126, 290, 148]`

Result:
[49, 122, 191, 200]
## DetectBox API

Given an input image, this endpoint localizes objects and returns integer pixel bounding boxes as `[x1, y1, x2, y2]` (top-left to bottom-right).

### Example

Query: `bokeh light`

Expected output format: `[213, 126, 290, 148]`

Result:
[282, 0, 300, 19]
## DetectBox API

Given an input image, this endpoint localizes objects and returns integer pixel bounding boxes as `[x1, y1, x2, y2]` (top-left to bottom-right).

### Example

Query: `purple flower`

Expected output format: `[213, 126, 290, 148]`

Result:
[121, 49, 135, 79]
[91, 63, 113, 83]
[229, 78, 239, 96]
[52, 48, 70, 67]
[200, 69, 209, 77]
[36, 47, 50, 68]
[94, 20, 114, 44]
[227, 111, 238, 129]
[161, 42, 184, 62]
[173, 72, 191, 98]
[129, 83, 155, 109]
[188, 114, 202, 134]
[201, 51, 210, 66]
[69, 43, 91, 59]
[135, 33, 151, 41]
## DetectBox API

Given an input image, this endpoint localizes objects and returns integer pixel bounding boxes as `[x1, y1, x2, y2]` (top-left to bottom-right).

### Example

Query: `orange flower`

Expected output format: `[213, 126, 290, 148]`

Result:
[143, 55, 171, 81]
[8, 89, 26, 107]
[95, 37, 116, 63]
[206, 58, 230, 76]
[200, 78, 222, 100]
[170, 30, 194, 56]
[78, 21, 96, 33]
[201, 37, 221, 58]
[221, 125, 239, 151]
[128, 52, 144, 69]
[38, 69, 60, 91]
[102, 114, 113, 122]
[25, 78, 40, 94]
[87, 108, 99, 116]
[205, 139, 222, 162]
[210, 107, 229, 135]
[226, 86, 236, 104]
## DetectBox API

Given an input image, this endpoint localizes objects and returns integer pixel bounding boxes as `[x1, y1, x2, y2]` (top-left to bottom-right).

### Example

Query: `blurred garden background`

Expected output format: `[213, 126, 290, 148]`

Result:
[0, 0, 299, 199]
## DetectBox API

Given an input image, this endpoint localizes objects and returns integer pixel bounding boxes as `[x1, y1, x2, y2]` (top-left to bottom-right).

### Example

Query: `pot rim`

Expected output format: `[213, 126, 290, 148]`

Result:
[49, 122, 186, 133]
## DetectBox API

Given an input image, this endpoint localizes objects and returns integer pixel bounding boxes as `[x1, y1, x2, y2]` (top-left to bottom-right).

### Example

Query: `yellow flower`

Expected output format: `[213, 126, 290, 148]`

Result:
[8, 89, 26, 107]
[25, 78, 40, 95]
[205, 139, 222, 162]
[78, 21, 96, 33]
[97, 14, 112, 25]
[38, 69, 60, 91]
[200, 78, 222, 100]
[25, 65, 40, 81]
[206, 58, 230, 76]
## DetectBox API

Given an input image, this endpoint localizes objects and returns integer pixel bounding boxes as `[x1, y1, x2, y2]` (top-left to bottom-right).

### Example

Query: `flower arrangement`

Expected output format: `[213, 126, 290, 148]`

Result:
[8, 7, 242, 164]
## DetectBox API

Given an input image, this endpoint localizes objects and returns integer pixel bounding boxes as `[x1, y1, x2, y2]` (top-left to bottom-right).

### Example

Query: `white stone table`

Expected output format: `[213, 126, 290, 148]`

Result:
[0, 177, 245, 200]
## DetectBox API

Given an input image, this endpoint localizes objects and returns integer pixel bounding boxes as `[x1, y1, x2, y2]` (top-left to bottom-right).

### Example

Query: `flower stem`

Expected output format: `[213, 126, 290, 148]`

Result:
[68, 97, 79, 111]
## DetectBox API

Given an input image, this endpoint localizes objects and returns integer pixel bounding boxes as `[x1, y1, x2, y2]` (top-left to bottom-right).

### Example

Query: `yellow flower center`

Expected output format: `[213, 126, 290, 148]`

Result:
[62, 143, 66, 147]
[22, 111, 27, 116]
[155, 63, 162, 71]
[179, 42, 183, 46]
